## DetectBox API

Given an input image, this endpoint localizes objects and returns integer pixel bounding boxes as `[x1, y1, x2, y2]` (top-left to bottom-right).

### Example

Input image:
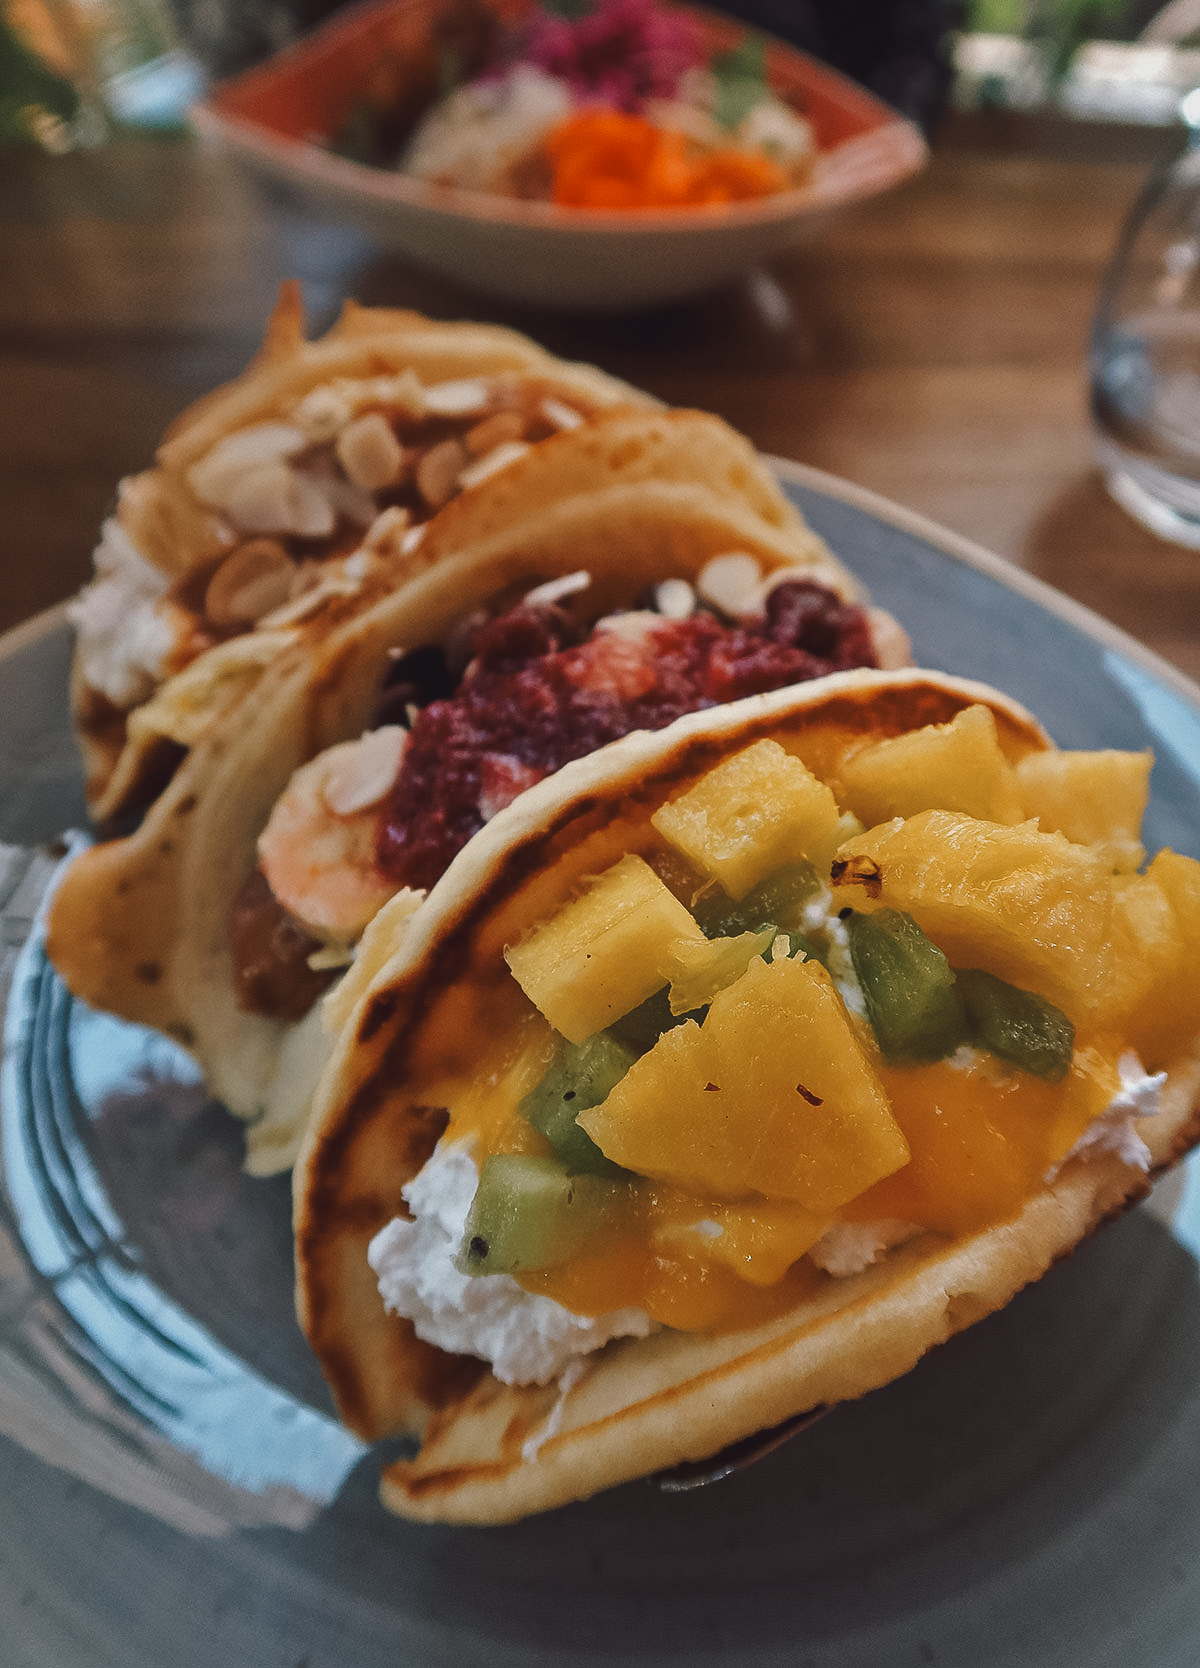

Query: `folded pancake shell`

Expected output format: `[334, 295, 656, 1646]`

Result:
[289, 668, 1200, 1526]
[72, 286, 655, 822]
[48, 410, 855, 1142]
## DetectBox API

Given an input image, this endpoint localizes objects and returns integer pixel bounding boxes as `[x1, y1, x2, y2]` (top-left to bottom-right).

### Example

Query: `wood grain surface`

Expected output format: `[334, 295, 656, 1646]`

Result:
[2, 111, 1198, 680]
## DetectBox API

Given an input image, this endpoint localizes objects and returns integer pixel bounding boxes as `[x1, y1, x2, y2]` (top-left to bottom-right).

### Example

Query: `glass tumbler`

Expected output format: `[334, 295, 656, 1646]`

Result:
[1091, 94, 1200, 549]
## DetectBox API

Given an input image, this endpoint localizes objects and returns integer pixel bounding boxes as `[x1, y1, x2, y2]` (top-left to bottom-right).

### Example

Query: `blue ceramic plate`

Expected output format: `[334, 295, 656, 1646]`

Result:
[2, 464, 1200, 1667]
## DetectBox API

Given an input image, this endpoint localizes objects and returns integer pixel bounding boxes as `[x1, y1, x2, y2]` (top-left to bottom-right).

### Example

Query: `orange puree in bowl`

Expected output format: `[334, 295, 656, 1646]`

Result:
[546, 109, 789, 209]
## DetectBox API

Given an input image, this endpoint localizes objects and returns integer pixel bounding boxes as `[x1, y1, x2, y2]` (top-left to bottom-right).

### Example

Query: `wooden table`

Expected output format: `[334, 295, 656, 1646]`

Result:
[3, 111, 1199, 683]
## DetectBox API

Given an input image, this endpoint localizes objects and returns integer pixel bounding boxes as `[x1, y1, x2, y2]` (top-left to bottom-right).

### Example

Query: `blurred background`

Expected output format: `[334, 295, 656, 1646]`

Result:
[4, 0, 1200, 678]
[15, 0, 1200, 146]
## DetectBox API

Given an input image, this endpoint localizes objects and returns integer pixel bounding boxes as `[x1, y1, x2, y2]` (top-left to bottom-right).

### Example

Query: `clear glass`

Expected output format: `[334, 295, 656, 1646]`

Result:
[14, 0, 202, 139]
[1091, 110, 1200, 549]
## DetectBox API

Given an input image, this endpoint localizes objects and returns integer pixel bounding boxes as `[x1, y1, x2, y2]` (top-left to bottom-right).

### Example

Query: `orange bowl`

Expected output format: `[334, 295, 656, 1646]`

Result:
[191, 0, 928, 309]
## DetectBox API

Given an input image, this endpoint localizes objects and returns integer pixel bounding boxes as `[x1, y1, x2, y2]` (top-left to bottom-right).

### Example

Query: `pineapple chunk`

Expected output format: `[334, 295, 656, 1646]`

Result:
[651, 739, 839, 901]
[1117, 848, 1200, 1065]
[658, 926, 776, 1015]
[1016, 748, 1151, 871]
[837, 705, 1025, 828]
[830, 810, 1151, 1025]
[579, 954, 909, 1213]
[504, 854, 706, 1044]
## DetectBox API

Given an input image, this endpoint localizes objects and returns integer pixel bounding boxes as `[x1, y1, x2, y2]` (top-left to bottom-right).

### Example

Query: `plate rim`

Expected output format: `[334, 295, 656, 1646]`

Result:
[0, 600, 72, 666]
[13, 475, 1199, 710]
[769, 454, 1200, 710]
[5, 472, 1200, 1664]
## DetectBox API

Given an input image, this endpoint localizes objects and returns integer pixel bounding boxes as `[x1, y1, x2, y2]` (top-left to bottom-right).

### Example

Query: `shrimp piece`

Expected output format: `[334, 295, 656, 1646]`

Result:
[258, 727, 407, 942]
[563, 616, 663, 699]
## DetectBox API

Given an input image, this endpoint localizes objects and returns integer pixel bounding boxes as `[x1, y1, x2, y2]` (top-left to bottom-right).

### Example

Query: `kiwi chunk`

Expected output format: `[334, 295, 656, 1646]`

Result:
[457, 1154, 620, 1277]
[520, 1033, 637, 1174]
[846, 908, 968, 1062]
[957, 968, 1074, 1082]
[606, 985, 705, 1056]
[693, 860, 821, 939]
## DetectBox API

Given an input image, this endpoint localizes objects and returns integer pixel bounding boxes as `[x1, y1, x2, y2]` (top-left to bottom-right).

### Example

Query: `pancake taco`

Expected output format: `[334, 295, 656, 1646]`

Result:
[293, 669, 1200, 1523]
[48, 399, 888, 1168]
[70, 283, 655, 827]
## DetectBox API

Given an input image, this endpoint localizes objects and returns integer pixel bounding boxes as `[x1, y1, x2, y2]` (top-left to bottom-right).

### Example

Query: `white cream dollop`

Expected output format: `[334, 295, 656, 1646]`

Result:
[68, 517, 179, 707]
[1048, 1051, 1165, 1178]
[371, 1059, 1171, 1372]
[401, 64, 573, 195]
[368, 1141, 656, 1387]
[810, 1219, 921, 1278]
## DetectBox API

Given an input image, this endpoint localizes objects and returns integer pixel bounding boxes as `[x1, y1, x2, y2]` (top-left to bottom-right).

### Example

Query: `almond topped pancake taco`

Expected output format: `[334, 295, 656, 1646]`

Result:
[49, 382, 894, 1170]
[70, 283, 655, 827]
[293, 669, 1200, 1524]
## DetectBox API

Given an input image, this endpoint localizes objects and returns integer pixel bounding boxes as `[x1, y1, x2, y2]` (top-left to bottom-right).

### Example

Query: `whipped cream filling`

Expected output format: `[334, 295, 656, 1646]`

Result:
[811, 1218, 921, 1277]
[368, 1141, 657, 1388]
[69, 517, 179, 707]
[1049, 1051, 1165, 1178]
[370, 1057, 1169, 1383]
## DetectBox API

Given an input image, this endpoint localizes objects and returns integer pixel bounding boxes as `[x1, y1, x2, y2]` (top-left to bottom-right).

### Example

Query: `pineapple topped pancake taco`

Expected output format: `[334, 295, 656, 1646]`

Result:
[70, 283, 656, 826]
[48, 392, 884, 1170]
[294, 669, 1200, 1525]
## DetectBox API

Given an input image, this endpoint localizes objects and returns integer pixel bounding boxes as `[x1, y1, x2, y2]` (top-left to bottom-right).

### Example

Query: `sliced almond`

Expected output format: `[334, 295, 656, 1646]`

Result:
[205, 459, 332, 537]
[464, 410, 527, 458]
[523, 570, 591, 608]
[364, 504, 411, 554]
[256, 567, 364, 631]
[422, 377, 491, 417]
[227, 567, 299, 624]
[308, 943, 357, 971]
[291, 384, 357, 444]
[415, 437, 468, 509]
[336, 412, 406, 492]
[231, 460, 304, 533]
[257, 586, 330, 630]
[696, 552, 763, 618]
[457, 439, 530, 491]
[655, 577, 695, 620]
[379, 368, 429, 419]
[292, 370, 427, 442]
[322, 726, 408, 816]
[290, 471, 339, 538]
[539, 396, 584, 431]
[188, 424, 307, 500]
[205, 539, 296, 627]
[592, 610, 661, 640]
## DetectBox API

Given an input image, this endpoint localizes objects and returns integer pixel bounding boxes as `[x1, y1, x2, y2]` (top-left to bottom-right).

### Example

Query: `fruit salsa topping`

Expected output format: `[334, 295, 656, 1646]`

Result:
[336, 0, 816, 208]
[367, 709, 1200, 1385]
